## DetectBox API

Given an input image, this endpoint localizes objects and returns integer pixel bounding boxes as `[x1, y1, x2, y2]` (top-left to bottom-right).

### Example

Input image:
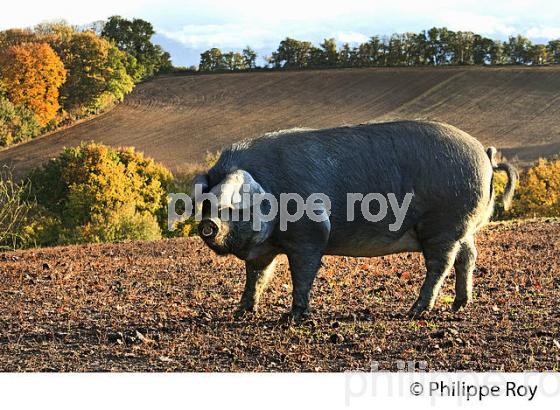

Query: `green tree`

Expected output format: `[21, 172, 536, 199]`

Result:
[0, 96, 39, 146]
[416, 32, 430, 65]
[338, 43, 354, 67]
[449, 31, 475, 65]
[505, 35, 532, 64]
[547, 40, 560, 63]
[529, 44, 548, 64]
[490, 40, 507, 64]
[399, 32, 424, 65]
[355, 36, 383, 66]
[101, 16, 172, 78]
[426, 27, 453, 65]
[199, 48, 224, 71]
[319, 38, 338, 67]
[242, 46, 257, 68]
[386, 34, 412, 66]
[270, 38, 316, 68]
[472, 35, 495, 64]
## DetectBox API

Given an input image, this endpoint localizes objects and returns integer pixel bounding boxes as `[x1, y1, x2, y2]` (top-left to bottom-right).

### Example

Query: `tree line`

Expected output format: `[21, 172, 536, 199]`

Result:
[199, 27, 560, 71]
[199, 47, 257, 71]
[0, 16, 172, 147]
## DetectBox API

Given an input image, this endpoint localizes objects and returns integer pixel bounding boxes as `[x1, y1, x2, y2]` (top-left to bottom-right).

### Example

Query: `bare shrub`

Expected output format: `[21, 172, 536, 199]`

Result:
[0, 167, 32, 249]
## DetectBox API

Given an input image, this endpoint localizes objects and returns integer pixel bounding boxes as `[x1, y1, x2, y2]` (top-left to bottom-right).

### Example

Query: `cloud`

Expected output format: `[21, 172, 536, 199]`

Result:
[332, 32, 370, 44]
[158, 24, 278, 49]
[437, 11, 517, 36]
[525, 26, 560, 39]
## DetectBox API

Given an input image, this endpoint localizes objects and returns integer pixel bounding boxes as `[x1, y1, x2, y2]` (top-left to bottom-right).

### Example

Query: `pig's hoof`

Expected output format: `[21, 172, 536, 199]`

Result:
[408, 302, 430, 319]
[234, 306, 256, 319]
[451, 298, 470, 312]
[278, 307, 310, 324]
[277, 312, 293, 324]
[291, 306, 311, 323]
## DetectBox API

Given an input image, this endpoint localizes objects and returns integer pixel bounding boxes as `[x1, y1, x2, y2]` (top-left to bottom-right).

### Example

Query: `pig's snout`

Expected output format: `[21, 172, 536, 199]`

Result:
[199, 219, 219, 238]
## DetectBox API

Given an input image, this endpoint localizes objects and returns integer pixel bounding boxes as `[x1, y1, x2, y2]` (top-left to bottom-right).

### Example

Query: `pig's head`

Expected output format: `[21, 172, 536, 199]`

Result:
[192, 170, 275, 259]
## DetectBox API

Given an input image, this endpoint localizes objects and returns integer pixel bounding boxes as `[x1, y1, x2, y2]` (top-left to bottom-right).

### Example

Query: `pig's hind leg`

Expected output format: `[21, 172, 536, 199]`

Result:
[452, 235, 477, 311]
[409, 237, 461, 318]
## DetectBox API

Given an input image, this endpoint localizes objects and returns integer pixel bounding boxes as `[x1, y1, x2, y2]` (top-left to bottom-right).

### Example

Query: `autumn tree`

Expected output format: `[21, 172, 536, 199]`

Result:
[0, 28, 38, 48]
[222, 51, 246, 70]
[34, 20, 75, 39]
[199, 48, 224, 71]
[512, 159, 560, 217]
[51, 31, 134, 113]
[28, 143, 173, 245]
[0, 43, 66, 126]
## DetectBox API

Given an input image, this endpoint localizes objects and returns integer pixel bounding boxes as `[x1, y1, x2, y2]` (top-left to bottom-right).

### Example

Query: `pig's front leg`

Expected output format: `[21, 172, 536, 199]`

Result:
[236, 254, 277, 316]
[287, 249, 323, 321]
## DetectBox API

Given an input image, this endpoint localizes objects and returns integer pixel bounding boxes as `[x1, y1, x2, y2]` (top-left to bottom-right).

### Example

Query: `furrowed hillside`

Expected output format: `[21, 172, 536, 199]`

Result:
[1, 66, 560, 175]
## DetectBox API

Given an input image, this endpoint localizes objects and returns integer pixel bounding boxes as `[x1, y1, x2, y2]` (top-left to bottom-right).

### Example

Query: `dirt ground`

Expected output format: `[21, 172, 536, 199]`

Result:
[1, 66, 560, 177]
[0, 219, 558, 372]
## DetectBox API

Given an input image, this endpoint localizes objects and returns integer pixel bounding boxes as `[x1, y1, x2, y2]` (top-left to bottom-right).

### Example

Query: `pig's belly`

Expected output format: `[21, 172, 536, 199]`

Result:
[325, 228, 421, 257]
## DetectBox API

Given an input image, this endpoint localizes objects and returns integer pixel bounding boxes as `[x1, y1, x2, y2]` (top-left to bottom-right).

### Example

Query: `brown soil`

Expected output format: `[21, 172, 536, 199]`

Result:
[1, 219, 559, 372]
[1, 66, 560, 176]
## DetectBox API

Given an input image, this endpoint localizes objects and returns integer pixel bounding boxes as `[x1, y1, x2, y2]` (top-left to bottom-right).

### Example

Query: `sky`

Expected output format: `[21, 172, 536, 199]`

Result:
[2, 0, 560, 66]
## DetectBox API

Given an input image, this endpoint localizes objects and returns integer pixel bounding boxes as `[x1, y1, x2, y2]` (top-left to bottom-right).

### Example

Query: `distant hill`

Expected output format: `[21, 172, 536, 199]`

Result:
[2, 66, 560, 175]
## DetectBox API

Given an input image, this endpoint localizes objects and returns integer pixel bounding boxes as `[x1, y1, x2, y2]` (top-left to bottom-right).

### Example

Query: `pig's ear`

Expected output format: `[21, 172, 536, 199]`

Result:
[215, 170, 264, 210]
[191, 172, 209, 197]
[190, 173, 209, 216]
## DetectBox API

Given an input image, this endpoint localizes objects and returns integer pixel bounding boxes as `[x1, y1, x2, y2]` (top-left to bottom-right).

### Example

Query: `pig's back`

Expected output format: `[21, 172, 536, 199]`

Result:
[210, 120, 491, 206]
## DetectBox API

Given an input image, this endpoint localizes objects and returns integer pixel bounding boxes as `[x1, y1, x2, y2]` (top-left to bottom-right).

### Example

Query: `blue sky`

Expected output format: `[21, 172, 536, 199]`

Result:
[2, 0, 560, 66]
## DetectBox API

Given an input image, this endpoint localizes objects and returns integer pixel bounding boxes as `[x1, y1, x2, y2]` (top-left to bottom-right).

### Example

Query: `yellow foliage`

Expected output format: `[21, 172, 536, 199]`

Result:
[512, 159, 560, 217]
[28, 142, 172, 245]
[492, 169, 511, 219]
